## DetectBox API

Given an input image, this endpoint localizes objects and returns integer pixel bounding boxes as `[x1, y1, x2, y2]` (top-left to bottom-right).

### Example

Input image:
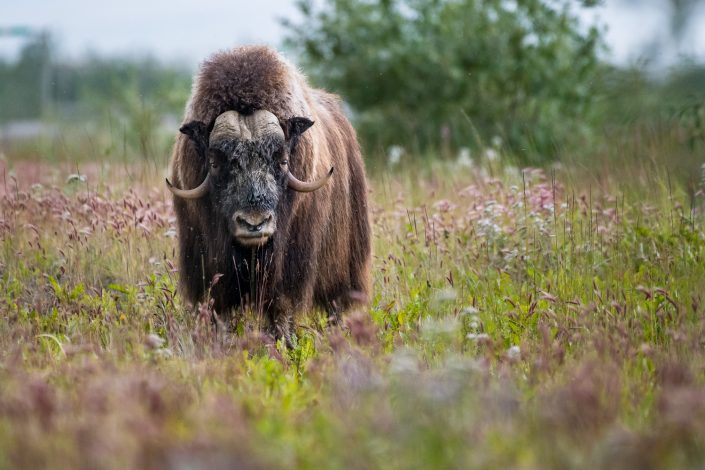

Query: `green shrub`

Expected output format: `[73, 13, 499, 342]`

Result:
[283, 0, 604, 163]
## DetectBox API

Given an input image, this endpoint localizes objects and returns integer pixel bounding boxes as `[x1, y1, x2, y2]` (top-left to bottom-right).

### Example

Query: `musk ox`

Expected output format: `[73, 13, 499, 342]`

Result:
[167, 46, 372, 343]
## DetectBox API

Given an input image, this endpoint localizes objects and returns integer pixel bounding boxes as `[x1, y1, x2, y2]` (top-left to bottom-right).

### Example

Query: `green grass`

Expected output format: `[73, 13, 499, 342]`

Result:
[1, 150, 704, 469]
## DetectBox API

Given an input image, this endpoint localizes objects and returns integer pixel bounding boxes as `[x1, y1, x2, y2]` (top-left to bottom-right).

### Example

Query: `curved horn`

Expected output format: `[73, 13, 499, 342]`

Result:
[287, 167, 334, 192]
[166, 173, 210, 199]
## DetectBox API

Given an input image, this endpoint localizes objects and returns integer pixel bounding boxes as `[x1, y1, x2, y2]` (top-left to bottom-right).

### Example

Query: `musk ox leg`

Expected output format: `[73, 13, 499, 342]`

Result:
[347, 158, 373, 307]
[319, 294, 361, 328]
[266, 297, 295, 348]
[175, 214, 207, 305]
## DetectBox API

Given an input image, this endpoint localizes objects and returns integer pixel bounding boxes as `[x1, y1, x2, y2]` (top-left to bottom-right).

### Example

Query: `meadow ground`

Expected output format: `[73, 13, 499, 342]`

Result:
[1, 152, 704, 469]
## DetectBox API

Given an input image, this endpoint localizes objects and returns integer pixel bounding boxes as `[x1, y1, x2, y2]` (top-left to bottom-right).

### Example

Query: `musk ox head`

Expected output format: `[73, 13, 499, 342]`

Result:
[167, 109, 333, 247]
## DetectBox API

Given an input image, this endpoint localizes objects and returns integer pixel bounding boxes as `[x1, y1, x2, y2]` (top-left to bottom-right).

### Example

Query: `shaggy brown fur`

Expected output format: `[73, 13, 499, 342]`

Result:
[168, 46, 372, 341]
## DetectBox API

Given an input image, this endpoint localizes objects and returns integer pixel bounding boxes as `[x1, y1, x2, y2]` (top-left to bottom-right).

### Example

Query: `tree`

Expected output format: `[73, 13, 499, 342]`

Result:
[0, 33, 52, 122]
[283, 0, 603, 162]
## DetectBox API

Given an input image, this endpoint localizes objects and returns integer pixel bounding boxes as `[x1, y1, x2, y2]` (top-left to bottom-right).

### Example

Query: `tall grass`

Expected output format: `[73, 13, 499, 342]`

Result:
[0, 129, 704, 468]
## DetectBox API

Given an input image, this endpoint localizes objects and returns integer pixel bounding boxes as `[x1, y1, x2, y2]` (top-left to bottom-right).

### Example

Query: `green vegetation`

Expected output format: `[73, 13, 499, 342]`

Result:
[1, 1, 705, 467]
[284, 0, 603, 161]
[0, 151, 704, 467]
[0, 35, 191, 124]
[2, 7, 704, 168]
[282, 0, 705, 166]
[0, 35, 191, 166]
[0, 34, 52, 121]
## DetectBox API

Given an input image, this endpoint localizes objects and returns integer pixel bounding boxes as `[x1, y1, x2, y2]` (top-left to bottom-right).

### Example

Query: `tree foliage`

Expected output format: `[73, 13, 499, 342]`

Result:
[0, 35, 52, 122]
[283, 0, 603, 161]
[0, 36, 191, 124]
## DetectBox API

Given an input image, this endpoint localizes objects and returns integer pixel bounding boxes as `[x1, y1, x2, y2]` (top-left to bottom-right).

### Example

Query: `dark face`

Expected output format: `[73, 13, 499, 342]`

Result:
[178, 114, 314, 248]
[208, 134, 285, 247]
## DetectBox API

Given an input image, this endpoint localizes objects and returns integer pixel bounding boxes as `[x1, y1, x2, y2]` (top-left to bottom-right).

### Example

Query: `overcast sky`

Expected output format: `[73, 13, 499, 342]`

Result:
[1, 0, 704, 68]
[0, 0, 300, 66]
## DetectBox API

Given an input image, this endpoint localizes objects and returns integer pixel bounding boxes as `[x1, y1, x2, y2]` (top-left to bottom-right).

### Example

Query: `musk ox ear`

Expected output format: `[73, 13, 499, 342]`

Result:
[285, 117, 314, 155]
[179, 120, 210, 158]
[284, 117, 314, 140]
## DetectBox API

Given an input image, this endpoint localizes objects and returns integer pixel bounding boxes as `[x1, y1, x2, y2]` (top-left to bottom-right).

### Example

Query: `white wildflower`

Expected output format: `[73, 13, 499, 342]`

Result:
[484, 148, 499, 162]
[430, 288, 457, 304]
[477, 217, 502, 237]
[420, 315, 460, 337]
[507, 345, 521, 360]
[466, 333, 490, 341]
[145, 333, 165, 350]
[461, 306, 480, 315]
[387, 145, 405, 166]
[66, 173, 86, 184]
[154, 348, 173, 358]
[456, 147, 474, 168]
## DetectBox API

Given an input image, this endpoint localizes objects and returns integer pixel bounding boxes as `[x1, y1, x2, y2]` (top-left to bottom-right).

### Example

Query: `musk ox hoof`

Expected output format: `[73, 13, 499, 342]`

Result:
[267, 316, 294, 349]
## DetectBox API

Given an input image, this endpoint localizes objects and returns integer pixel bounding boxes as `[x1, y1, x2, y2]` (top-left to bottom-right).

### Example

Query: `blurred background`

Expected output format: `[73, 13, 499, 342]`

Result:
[0, 0, 704, 181]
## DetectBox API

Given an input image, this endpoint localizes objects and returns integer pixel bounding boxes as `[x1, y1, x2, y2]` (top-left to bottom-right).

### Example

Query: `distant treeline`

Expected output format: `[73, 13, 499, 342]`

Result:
[0, 35, 192, 124]
[1, 1, 705, 164]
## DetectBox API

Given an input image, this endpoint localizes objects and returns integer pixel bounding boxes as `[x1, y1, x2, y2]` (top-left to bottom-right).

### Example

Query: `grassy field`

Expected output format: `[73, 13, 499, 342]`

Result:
[1, 146, 704, 469]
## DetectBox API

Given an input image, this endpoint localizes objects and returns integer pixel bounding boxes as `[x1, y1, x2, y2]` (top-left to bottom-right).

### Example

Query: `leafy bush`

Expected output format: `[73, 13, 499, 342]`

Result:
[283, 0, 604, 162]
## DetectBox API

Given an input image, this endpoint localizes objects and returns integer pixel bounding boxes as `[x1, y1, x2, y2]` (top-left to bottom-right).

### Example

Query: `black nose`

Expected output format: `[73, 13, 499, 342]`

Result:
[247, 191, 265, 206]
[236, 214, 272, 232]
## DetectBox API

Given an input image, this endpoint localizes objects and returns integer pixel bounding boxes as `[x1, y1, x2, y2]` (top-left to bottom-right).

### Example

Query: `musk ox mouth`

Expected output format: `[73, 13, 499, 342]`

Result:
[235, 232, 273, 247]
[232, 211, 276, 247]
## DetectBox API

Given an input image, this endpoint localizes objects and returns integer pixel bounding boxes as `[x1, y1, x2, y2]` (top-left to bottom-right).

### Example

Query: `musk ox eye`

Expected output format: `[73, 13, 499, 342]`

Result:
[209, 149, 227, 172]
